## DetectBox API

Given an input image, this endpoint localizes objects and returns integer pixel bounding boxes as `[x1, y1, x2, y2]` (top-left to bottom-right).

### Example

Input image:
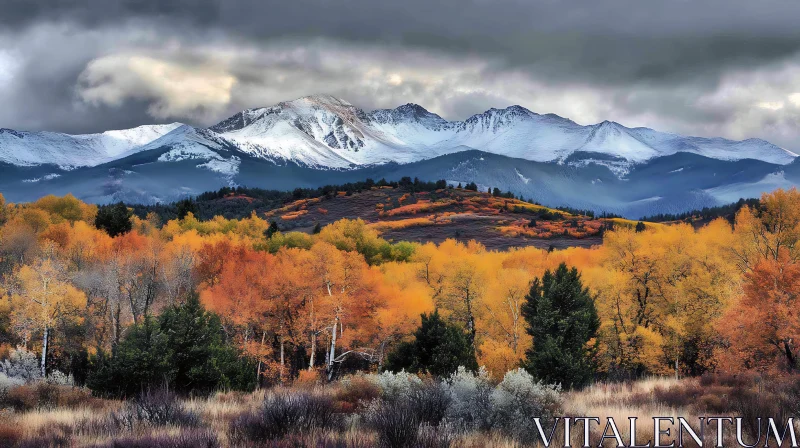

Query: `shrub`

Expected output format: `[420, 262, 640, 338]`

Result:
[490, 368, 561, 443]
[45, 370, 75, 387]
[111, 389, 199, 431]
[89, 429, 219, 448]
[229, 392, 342, 444]
[0, 372, 25, 398]
[16, 434, 71, 448]
[15, 422, 72, 448]
[368, 370, 422, 400]
[5, 383, 42, 411]
[407, 381, 451, 426]
[1, 382, 93, 411]
[416, 424, 455, 448]
[335, 374, 381, 413]
[365, 377, 454, 447]
[366, 399, 421, 448]
[443, 366, 493, 431]
[0, 422, 22, 447]
[776, 375, 800, 418]
[0, 346, 41, 382]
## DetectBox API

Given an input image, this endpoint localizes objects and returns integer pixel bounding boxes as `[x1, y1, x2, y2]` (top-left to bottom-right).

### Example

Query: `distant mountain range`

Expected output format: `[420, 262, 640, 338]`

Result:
[1, 94, 798, 218]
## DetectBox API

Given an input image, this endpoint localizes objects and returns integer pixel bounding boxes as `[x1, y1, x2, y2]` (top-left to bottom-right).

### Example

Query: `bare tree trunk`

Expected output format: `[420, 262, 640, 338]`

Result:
[280, 335, 285, 384]
[309, 332, 317, 370]
[308, 298, 317, 370]
[327, 317, 339, 381]
[128, 291, 138, 325]
[378, 340, 386, 372]
[114, 302, 122, 349]
[41, 327, 49, 378]
[256, 331, 265, 388]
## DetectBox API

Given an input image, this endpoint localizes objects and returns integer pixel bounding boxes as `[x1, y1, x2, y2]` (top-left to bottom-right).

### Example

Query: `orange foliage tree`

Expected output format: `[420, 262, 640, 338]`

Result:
[719, 253, 800, 373]
[719, 188, 800, 373]
[5, 190, 800, 383]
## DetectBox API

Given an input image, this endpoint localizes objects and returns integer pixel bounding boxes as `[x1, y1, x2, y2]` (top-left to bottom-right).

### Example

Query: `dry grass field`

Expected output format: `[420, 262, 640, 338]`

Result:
[2, 372, 797, 447]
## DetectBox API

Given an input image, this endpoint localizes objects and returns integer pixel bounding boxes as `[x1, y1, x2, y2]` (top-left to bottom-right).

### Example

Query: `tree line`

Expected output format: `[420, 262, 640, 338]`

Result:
[1, 188, 799, 397]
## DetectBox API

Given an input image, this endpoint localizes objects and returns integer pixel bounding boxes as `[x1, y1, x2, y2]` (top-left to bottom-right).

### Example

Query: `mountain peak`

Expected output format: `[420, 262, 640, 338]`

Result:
[367, 103, 448, 130]
[504, 105, 534, 114]
[283, 94, 354, 109]
[396, 103, 431, 114]
[596, 120, 623, 128]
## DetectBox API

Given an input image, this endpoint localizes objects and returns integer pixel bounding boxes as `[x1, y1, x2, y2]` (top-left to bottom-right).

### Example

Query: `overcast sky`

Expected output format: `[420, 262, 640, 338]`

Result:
[2, 0, 800, 150]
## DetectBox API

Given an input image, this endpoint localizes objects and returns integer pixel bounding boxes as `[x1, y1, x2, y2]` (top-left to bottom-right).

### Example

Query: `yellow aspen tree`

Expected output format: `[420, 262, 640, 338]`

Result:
[10, 255, 86, 377]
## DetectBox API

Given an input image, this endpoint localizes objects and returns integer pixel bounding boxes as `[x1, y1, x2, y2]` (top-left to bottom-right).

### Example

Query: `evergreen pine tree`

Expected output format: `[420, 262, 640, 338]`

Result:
[265, 221, 279, 239]
[86, 292, 254, 397]
[86, 317, 171, 397]
[635, 221, 646, 232]
[175, 198, 198, 220]
[522, 263, 599, 388]
[158, 292, 253, 394]
[94, 202, 133, 237]
[385, 310, 477, 376]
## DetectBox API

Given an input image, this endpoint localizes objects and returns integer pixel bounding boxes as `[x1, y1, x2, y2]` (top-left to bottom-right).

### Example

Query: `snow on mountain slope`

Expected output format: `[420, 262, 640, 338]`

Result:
[579, 121, 660, 162]
[0, 123, 182, 168]
[211, 95, 429, 168]
[630, 128, 796, 164]
[2, 95, 796, 171]
[209, 95, 796, 170]
[141, 125, 242, 177]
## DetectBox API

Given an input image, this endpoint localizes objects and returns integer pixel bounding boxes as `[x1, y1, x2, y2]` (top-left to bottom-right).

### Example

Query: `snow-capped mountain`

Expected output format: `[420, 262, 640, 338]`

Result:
[2, 95, 795, 171]
[142, 125, 242, 177]
[2, 94, 799, 216]
[205, 95, 796, 169]
[0, 123, 182, 169]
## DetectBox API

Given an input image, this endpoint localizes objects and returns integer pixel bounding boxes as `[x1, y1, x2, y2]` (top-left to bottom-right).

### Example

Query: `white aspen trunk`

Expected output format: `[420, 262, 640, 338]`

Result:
[309, 332, 316, 370]
[280, 333, 285, 384]
[41, 327, 49, 378]
[256, 331, 265, 388]
[308, 297, 316, 370]
[327, 317, 338, 380]
[324, 279, 337, 379]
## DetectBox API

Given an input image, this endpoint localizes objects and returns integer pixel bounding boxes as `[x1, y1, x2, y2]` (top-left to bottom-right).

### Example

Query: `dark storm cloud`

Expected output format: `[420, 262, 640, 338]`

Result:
[5, 0, 800, 85]
[2, 0, 800, 150]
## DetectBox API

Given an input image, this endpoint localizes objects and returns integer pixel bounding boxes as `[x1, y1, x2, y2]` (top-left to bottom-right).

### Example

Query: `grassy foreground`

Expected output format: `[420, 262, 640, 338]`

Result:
[1, 372, 797, 448]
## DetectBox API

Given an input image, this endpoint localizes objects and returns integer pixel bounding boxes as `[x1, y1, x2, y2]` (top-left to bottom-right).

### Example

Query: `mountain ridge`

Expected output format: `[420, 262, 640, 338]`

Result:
[2, 94, 799, 217]
[2, 94, 795, 171]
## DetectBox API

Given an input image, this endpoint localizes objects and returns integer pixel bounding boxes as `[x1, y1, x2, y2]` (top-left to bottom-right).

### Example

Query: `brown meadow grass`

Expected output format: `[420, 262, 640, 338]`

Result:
[1, 374, 797, 447]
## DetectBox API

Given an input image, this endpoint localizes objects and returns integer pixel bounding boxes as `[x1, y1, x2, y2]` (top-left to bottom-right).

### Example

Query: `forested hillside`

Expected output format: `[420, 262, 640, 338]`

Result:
[0, 187, 795, 383]
[2, 188, 800, 446]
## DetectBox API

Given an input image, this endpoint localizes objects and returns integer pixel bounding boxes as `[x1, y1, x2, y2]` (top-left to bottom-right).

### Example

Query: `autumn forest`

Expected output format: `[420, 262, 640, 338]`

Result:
[1, 185, 799, 447]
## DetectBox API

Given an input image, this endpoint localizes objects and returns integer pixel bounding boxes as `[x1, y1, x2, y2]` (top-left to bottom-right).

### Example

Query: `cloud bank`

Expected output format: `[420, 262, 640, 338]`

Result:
[1, 1, 800, 150]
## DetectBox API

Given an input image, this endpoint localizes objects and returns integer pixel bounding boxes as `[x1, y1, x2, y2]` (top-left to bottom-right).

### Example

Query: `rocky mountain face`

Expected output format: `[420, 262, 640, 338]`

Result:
[1, 94, 797, 217]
